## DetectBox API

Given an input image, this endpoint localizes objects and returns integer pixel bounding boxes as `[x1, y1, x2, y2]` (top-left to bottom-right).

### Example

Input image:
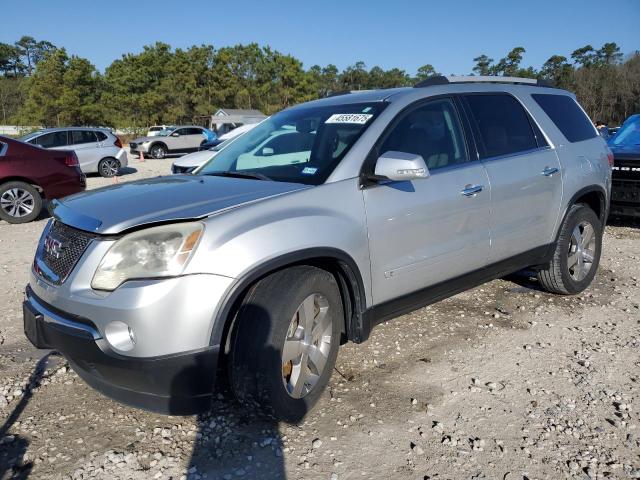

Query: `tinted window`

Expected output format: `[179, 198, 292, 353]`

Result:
[34, 131, 68, 148]
[95, 131, 108, 141]
[532, 94, 598, 143]
[174, 128, 189, 136]
[464, 94, 538, 158]
[70, 130, 97, 145]
[379, 98, 468, 170]
[187, 127, 203, 135]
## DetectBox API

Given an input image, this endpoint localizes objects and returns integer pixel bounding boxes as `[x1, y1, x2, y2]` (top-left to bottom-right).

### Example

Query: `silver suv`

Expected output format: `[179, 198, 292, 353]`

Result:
[129, 125, 209, 159]
[23, 77, 612, 421]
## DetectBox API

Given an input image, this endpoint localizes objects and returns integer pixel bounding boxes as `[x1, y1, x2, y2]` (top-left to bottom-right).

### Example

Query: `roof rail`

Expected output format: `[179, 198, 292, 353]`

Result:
[414, 75, 555, 88]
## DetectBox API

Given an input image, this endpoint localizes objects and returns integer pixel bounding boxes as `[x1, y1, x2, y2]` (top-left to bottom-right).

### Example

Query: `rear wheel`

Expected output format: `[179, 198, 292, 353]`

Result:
[537, 204, 602, 294]
[150, 144, 167, 159]
[0, 181, 42, 224]
[98, 157, 120, 177]
[229, 266, 342, 423]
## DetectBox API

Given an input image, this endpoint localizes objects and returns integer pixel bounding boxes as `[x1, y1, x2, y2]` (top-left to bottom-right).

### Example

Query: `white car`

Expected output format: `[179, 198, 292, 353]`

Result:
[171, 123, 258, 174]
[147, 125, 174, 137]
[20, 127, 128, 177]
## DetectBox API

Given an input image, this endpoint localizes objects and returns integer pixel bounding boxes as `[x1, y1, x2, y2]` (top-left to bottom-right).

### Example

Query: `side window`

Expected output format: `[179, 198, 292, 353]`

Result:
[531, 94, 598, 143]
[95, 131, 108, 141]
[34, 131, 68, 148]
[188, 127, 203, 135]
[379, 98, 469, 170]
[174, 128, 188, 136]
[464, 94, 538, 159]
[70, 130, 98, 145]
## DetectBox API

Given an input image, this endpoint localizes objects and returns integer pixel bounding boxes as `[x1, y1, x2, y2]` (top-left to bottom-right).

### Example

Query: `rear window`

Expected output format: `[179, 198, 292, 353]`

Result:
[70, 130, 98, 145]
[464, 94, 538, 159]
[531, 94, 597, 143]
[95, 131, 108, 141]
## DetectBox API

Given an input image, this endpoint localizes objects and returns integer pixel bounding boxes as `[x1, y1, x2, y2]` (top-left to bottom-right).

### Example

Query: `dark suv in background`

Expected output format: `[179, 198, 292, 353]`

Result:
[608, 114, 640, 217]
[0, 136, 86, 223]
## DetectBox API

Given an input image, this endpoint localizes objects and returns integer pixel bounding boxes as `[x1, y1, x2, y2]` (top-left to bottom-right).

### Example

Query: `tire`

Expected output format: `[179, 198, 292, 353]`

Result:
[537, 204, 602, 294]
[150, 143, 167, 159]
[0, 181, 43, 224]
[229, 266, 343, 423]
[98, 157, 120, 178]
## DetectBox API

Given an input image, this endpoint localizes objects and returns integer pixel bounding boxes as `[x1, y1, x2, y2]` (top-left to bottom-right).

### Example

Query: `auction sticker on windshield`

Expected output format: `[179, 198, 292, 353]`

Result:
[325, 113, 373, 124]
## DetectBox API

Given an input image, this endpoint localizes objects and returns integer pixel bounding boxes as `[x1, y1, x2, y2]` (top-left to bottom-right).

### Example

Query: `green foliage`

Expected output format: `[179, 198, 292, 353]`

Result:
[0, 37, 637, 127]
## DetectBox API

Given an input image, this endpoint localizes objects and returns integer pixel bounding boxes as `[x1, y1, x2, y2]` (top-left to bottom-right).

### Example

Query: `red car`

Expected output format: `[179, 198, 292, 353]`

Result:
[0, 135, 86, 224]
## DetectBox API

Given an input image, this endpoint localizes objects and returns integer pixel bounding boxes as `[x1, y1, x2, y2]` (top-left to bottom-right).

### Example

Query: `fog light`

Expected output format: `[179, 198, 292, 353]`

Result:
[105, 321, 136, 352]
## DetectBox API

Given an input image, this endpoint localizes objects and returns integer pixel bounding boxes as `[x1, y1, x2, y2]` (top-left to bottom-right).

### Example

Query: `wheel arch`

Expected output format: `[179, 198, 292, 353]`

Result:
[149, 141, 168, 152]
[210, 247, 369, 358]
[558, 185, 607, 240]
[0, 176, 44, 195]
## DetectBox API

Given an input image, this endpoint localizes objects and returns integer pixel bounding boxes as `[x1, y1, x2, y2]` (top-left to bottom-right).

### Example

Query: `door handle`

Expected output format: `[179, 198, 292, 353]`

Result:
[542, 166, 559, 176]
[460, 184, 483, 197]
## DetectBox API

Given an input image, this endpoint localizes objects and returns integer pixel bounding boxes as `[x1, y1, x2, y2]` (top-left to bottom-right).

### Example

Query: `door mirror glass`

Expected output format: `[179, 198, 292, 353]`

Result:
[375, 151, 429, 181]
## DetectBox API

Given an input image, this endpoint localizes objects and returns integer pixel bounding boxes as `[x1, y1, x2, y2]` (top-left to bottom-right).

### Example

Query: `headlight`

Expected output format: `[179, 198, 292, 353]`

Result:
[91, 222, 204, 291]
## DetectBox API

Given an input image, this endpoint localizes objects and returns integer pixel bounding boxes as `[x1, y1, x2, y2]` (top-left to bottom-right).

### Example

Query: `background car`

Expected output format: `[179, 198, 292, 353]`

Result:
[0, 135, 85, 223]
[20, 127, 127, 177]
[608, 114, 640, 217]
[147, 125, 175, 137]
[129, 126, 215, 159]
[171, 123, 259, 174]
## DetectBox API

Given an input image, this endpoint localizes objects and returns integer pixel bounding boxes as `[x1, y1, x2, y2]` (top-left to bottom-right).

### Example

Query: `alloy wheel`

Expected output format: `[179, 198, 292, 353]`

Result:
[0, 188, 35, 218]
[282, 293, 332, 399]
[100, 159, 119, 177]
[152, 146, 166, 159]
[567, 220, 596, 281]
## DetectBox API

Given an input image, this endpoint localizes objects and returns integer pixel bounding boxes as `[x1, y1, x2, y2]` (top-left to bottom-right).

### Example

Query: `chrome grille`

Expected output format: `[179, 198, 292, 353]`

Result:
[36, 221, 96, 284]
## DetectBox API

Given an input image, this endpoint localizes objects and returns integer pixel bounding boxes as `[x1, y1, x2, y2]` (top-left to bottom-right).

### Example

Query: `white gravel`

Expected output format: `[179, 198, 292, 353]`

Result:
[0, 152, 639, 479]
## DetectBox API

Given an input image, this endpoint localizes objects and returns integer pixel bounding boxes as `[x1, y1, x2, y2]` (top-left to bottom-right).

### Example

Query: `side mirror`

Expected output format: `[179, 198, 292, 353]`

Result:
[374, 151, 429, 181]
[261, 147, 274, 156]
[171, 132, 180, 137]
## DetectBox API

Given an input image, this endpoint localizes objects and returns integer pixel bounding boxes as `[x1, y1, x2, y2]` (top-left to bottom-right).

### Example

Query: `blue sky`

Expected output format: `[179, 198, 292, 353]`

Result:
[3, 0, 639, 74]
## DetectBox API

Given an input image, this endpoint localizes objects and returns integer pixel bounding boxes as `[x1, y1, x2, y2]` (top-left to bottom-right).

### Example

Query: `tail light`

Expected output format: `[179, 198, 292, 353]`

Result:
[606, 148, 614, 168]
[114, 137, 123, 148]
[65, 152, 79, 167]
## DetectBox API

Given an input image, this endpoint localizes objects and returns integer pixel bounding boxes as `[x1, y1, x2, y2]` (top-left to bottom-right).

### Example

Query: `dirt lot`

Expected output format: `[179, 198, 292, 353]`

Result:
[0, 154, 639, 480]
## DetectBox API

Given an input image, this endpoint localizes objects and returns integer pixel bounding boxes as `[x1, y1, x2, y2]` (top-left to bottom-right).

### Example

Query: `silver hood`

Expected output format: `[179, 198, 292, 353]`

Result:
[51, 175, 309, 234]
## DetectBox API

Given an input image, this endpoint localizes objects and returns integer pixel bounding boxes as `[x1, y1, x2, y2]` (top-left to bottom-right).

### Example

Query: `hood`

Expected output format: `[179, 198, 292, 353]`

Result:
[131, 135, 159, 144]
[609, 143, 640, 157]
[51, 175, 309, 234]
[173, 149, 219, 169]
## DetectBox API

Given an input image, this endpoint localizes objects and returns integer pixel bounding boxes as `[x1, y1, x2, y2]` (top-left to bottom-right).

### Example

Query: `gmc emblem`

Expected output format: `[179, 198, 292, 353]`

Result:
[44, 235, 64, 259]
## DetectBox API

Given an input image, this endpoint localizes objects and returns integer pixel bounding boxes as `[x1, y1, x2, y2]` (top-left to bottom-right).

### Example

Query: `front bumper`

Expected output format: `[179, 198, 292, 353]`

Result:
[23, 287, 220, 415]
[129, 143, 150, 154]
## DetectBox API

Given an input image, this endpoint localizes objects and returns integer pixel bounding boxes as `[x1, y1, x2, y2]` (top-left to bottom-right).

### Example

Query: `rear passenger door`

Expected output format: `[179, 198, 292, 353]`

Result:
[462, 93, 562, 262]
[184, 127, 205, 151]
[69, 130, 101, 171]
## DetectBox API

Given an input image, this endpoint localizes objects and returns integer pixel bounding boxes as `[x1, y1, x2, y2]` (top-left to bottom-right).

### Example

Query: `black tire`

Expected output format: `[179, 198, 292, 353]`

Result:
[98, 157, 120, 178]
[150, 143, 167, 159]
[537, 204, 602, 294]
[229, 266, 343, 423]
[0, 181, 43, 224]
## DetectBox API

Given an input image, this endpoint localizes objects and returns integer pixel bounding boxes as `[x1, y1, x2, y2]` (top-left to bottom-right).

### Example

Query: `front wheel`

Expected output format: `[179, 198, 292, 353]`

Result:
[150, 144, 167, 159]
[537, 204, 602, 294]
[0, 181, 43, 224]
[229, 266, 342, 423]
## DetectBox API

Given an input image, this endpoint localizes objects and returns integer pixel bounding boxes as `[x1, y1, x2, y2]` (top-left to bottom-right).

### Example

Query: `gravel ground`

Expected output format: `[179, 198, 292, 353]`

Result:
[0, 153, 639, 480]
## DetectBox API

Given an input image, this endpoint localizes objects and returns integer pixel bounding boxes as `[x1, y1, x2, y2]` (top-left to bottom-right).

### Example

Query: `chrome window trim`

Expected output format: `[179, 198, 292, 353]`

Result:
[478, 145, 554, 164]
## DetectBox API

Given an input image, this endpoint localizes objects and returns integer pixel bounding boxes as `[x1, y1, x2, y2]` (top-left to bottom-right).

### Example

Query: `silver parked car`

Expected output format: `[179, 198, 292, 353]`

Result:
[129, 125, 211, 159]
[23, 77, 612, 421]
[20, 127, 128, 177]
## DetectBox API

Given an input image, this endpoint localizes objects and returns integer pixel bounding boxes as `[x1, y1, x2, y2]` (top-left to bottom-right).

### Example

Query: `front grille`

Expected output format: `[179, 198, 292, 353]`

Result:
[612, 179, 640, 204]
[36, 221, 97, 284]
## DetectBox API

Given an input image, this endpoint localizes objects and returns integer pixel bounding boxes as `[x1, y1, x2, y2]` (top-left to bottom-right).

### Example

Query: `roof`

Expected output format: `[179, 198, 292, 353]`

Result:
[214, 109, 265, 116]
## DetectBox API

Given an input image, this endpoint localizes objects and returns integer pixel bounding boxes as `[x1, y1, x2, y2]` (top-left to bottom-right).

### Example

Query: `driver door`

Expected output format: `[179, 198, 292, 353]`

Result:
[363, 97, 491, 305]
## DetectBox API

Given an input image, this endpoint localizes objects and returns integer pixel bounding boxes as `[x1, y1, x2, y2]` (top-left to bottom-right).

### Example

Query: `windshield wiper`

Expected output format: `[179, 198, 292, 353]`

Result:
[205, 171, 271, 181]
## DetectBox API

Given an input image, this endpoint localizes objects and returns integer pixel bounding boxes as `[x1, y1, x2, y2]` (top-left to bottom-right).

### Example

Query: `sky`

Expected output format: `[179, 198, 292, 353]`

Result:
[2, 0, 639, 74]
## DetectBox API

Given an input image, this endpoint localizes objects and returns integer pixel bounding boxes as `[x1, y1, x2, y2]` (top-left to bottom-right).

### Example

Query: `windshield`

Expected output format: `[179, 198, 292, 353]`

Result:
[197, 102, 386, 185]
[610, 116, 640, 146]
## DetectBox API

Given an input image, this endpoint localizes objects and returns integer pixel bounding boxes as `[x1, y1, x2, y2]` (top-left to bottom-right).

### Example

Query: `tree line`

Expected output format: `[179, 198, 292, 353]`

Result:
[1, 36, 638, 131]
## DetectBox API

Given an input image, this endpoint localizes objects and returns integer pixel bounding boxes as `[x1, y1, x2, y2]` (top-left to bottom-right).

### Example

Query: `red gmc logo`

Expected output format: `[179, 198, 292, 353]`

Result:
[44, 235, 63, 259]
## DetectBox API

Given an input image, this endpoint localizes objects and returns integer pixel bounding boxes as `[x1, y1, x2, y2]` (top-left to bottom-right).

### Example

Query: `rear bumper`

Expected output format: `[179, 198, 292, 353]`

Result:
[23, 287, 219, 415]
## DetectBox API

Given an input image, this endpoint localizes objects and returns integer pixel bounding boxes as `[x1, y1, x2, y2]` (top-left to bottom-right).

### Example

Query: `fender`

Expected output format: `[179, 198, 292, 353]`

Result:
[555, 185, 607, 241]
[209, 247, 369, 351]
